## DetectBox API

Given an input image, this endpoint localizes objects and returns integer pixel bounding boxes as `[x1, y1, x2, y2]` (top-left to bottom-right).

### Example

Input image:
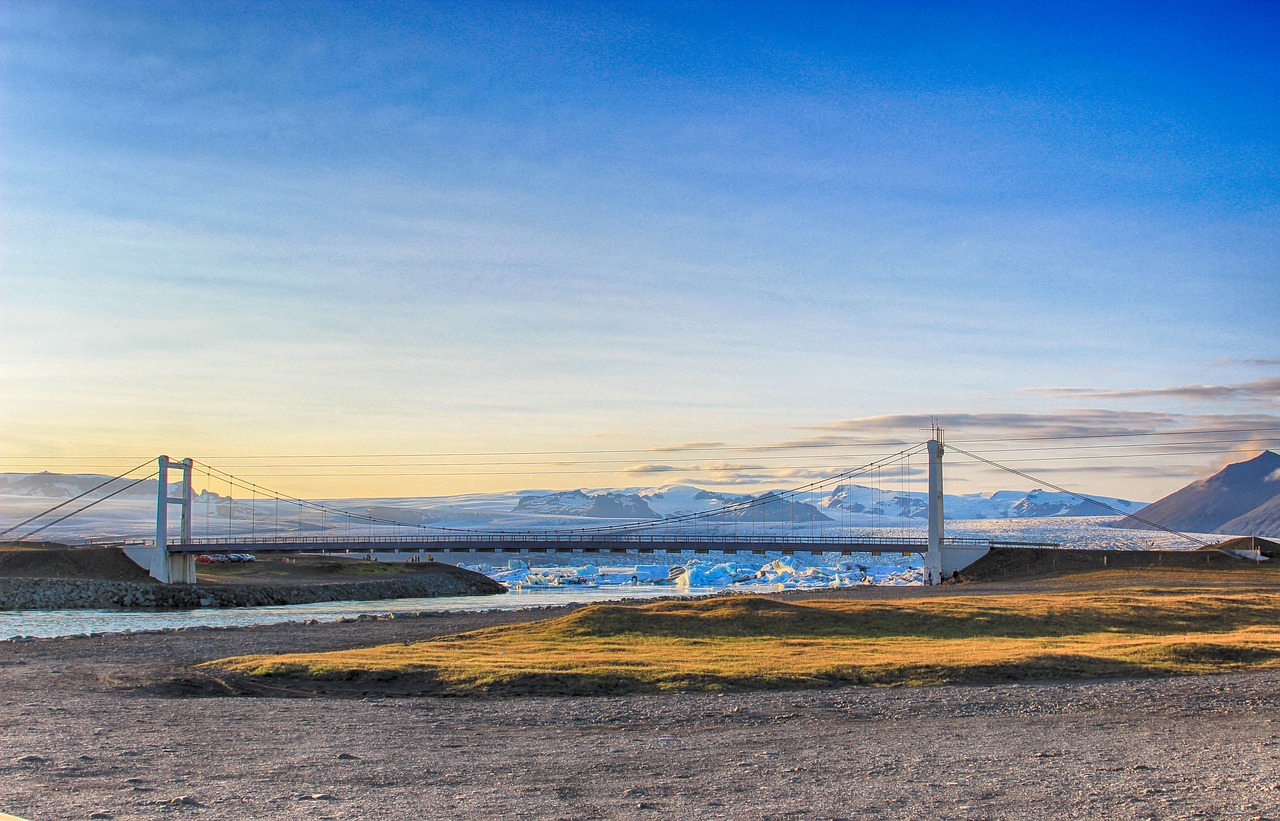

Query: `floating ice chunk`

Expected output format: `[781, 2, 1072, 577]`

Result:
[631, 565, 674, 582]
[474, 554, 922, 590]
[677, 564, 737, 588]
[757, 559, 798, 579]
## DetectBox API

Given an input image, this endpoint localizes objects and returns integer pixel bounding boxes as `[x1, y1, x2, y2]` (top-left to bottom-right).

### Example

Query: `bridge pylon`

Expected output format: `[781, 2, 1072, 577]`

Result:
[151, 456, 196, 584]
[925, 431, 945, 585]
[926, 428, 993, 580]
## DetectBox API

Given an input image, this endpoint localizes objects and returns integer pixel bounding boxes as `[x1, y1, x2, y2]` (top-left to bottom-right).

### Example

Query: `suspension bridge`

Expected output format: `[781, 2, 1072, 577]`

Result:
[6, 427, 1199, 585]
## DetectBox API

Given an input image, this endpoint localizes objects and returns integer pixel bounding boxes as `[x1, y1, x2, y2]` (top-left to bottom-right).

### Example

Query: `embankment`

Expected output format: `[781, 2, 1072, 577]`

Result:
[961, 541, 1279, 582]
[0, 567, 505, 610]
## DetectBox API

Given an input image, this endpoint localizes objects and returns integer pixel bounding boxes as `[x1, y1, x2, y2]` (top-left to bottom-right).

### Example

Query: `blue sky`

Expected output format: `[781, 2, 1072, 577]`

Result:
[2, 1, 1278, 498]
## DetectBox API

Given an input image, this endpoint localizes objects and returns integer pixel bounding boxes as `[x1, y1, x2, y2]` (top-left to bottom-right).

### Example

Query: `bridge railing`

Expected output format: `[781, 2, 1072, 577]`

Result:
[78, 533, 1061, 550]
[182, 533, 938, 546]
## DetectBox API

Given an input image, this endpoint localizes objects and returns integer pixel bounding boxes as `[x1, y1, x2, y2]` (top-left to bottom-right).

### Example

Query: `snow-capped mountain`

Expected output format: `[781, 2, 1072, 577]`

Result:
[637, 485, 754, 516]
[0, 472, 235, 504]
[0, 472, 163, 500]
[823, 484, 927, 518]
[1, 472, 1147, 538]
[511, 485, 830, 522]
[506, 483, 1140, 522]
[719, 491, 832, 523]
[513, 490, 661, 519]
[819, 483, 1145, 520]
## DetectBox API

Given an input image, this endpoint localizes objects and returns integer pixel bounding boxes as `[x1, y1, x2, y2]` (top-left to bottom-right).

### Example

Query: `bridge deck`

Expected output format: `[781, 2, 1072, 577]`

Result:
[140, 534, 1059, 556]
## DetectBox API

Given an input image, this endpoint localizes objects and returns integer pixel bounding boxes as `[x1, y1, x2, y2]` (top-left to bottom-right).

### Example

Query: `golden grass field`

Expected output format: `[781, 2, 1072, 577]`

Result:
[207, 584, 1280, 695]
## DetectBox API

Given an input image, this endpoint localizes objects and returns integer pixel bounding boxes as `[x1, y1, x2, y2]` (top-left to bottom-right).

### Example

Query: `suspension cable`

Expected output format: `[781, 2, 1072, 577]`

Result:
[947, 445, 1210, 546]
[189, 460, 438, 533]
[0, 458, 156, 538]
[492, 443, 931, 537]
[15, 473, 159, 541]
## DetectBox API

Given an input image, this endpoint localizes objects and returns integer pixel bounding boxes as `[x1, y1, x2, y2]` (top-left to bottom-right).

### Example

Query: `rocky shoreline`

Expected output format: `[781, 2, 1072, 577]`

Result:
[0, 571, 505, 611]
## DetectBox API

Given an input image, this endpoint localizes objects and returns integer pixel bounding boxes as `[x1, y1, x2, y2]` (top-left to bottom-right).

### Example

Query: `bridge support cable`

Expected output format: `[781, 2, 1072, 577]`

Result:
[487, 443, 932, 541]
[661, 442, 928, 541]
[12, 472, 159, 542]
[178, 442, 956, 558]
[0, 458, 156, 539]
[187, 460, 441, 538]
[946, 444, 1211, 547]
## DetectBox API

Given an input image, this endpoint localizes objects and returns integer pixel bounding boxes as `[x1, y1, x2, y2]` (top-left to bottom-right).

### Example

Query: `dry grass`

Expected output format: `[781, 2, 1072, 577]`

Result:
[207, 589, 1280, 695]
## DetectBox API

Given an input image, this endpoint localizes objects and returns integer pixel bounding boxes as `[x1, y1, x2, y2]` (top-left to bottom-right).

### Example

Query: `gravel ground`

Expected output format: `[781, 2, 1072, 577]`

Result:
[4, 586, 1280, 820]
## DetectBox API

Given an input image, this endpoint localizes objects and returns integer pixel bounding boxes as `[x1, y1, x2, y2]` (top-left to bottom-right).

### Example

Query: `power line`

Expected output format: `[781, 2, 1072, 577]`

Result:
[176, 444, 1276, 479]
[946, 446, 1279, 468]
[515, 444, 931, 537]
[947, 445, 1210, 546]
[954, 436, 1280, 456]
[58, 435, 1273, 471]
[189, 460, 438, 533]
[2, 424, 1277, 467]
[0, 458, 156, 538]
[949, 425, 1280, 444]
[16, 473, 159, 541]
[6, 437, 1242, 547]
[3, 423, 1275, 463]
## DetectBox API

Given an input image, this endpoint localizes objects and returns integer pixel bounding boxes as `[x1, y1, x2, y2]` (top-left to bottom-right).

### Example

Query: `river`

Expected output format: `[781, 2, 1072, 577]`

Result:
[0, 584, 720, 640]
[2, 518, 1213, 640]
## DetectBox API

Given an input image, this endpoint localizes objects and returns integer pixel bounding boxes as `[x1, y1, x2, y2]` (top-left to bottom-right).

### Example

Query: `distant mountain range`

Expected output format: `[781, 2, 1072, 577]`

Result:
[0, 472, 195, 501]
[817, 483, 1144, 520]
[514, 490, 662, 519]
[1, 471, 1147, 524]
[1114, 451, 1280, 537]
[487, 482, 1143, 522]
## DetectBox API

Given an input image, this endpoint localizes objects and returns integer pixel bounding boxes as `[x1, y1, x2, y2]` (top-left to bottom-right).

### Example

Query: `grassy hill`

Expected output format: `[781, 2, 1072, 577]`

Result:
[209, 584, 1280, 695]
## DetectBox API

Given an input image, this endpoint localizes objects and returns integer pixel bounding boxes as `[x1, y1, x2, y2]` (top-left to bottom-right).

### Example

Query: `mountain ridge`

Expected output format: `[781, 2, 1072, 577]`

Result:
[0, 472, 1148, 524]
[1113, 451, 1280, 536]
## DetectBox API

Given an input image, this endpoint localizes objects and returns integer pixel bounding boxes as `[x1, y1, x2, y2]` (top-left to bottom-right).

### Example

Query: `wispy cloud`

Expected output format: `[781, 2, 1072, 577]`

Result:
[704, 409, 1280, 498]
[775, 410, 1185, 450]
[1023, 378, 1280, 403]
[1214, 358, 1280, 367]
[644, 442, 726, 453]
[969, 464, 1210, 480]
[620, 464, 681, 473]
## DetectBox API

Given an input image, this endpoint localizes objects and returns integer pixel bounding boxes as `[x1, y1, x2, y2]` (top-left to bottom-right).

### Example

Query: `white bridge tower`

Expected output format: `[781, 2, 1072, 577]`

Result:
[925, 426, 945, 585]
[152, 456, 196, 583]
[924, 426, 992, 581]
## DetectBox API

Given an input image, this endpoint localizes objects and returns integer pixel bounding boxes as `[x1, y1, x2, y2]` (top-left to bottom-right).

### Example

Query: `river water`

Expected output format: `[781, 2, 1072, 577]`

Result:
[1, 518, 1215, 641]
[0, 584, 719, 641]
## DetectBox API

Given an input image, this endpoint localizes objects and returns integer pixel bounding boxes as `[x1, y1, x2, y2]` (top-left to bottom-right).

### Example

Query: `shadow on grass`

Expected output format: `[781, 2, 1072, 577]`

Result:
[223, 650, 1280, 697]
